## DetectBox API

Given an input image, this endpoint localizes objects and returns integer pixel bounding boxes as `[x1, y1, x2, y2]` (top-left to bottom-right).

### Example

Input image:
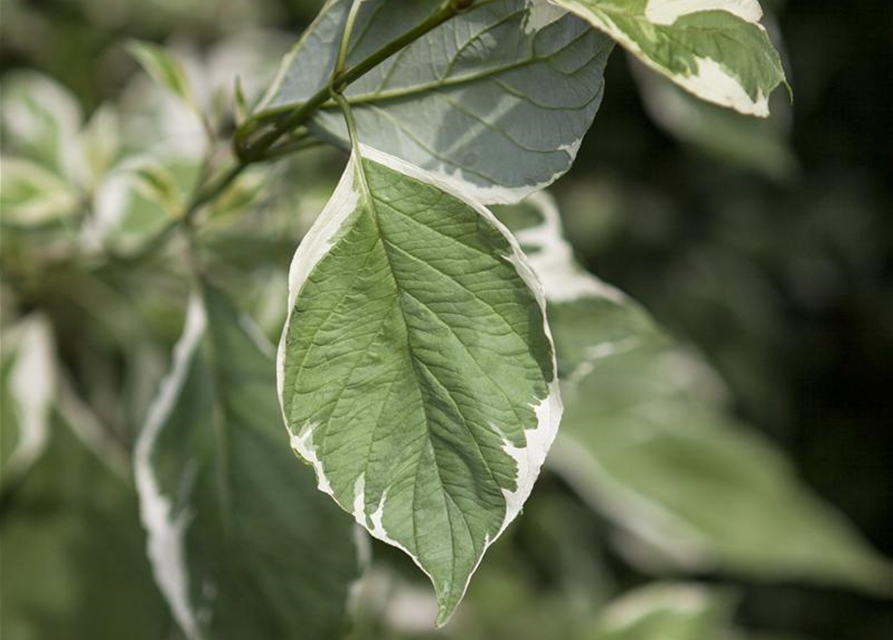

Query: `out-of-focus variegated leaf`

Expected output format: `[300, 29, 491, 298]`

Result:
[552, 343, 893, 594]
[127, 40, 202, 117]
[495, 195, 892, 596]
[494, 192, 665, 380]
[1, 316, 56, 489]
[631, 56, 797, 181]
[0, 71, 83, 178]
[501, 195, 890, 589]
[81, 105, 122, 190]
[587, 583, 736, 640]
[1, 409, 171, 640]
[129, 161, 185, 216]
[88, 156, 199, 252]
[135, 285, 359, 640]
[0, 157, 81, 226]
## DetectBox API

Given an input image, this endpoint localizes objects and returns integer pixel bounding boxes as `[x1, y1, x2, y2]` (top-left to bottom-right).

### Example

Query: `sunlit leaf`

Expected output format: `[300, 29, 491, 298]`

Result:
[553, 344, 893, 594]
[279, 145, 561, 624]
[547, 0, 788, 116]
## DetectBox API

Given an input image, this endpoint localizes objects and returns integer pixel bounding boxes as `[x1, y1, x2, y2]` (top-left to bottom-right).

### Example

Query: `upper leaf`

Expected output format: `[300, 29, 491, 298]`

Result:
[278, 146, 562, 624]
[261, 0, 613, 203]
[547, 0, 788, 116]
[135, 285, 360, 640]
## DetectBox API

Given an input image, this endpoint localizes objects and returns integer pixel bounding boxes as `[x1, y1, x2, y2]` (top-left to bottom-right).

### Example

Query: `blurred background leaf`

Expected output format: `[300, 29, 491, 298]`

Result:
[1, 409, 172, 640]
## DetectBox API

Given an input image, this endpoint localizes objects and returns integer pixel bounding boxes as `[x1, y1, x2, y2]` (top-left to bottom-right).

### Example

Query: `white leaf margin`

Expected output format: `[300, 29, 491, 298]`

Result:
[276, 144, 563, 621]
[3, 315, 56, 484]
[644, 0, 763, 25]
[134, 294, 207, 640]
[514, 191, 629, 305]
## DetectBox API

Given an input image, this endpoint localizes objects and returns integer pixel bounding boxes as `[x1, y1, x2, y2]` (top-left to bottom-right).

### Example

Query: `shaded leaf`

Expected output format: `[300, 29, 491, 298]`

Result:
[135, 285, 360, 640]
[261, 0, 613, 203]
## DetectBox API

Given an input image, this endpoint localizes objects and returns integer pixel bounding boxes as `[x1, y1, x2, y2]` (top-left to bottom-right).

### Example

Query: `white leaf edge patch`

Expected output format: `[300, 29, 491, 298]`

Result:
[4, 315, 56, 483]
[644, 0, 762, 25]
[551, 0, 772, 116]
[512, 192, 656, 380]
[136, 292, 365, 639]
[276, 144, 563, 623]
[135, 294, 207, 640]
[514, 191, 627, 305]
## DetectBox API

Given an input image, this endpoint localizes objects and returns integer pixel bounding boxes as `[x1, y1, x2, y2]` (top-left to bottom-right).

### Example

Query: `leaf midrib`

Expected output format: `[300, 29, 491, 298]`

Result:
[352, 158, 512, 565]
[338, 25, 595, 107]
[264, 9, 594, 118]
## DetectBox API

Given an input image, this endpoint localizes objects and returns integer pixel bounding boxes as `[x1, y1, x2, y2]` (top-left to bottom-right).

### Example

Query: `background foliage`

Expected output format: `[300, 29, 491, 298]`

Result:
[1, 0, 890, 638]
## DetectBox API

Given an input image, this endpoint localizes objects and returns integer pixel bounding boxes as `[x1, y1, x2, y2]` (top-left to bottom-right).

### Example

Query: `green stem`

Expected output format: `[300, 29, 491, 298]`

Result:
[335, 0, 364, 78]
[118, 0, 475, 264]
[334, 93, 374, 208]
[234, 0, 472, 162]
